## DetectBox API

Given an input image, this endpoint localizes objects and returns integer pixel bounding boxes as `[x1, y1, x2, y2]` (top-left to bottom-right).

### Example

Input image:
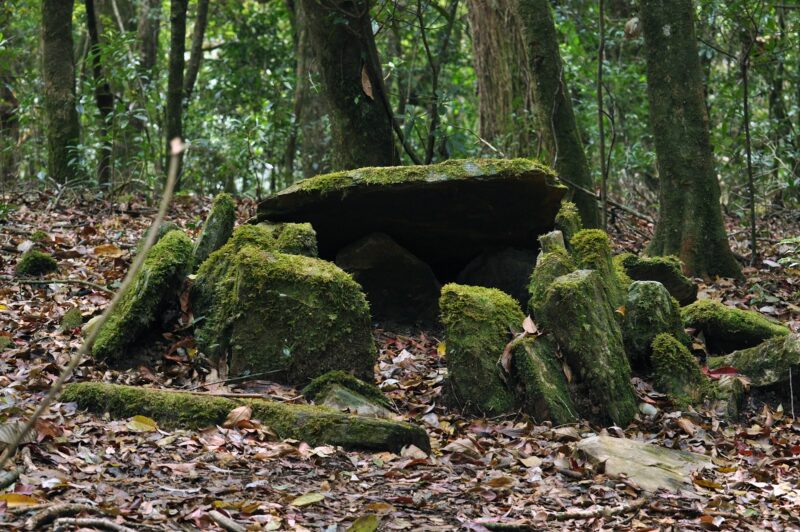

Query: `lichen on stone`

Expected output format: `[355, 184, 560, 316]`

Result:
[622, 281, 689, 367]
[571, 229, 628, 309]
[651, 333, 707, 406]
[682, 299, 789, 353]
[16, 250, 58, 276]
[554, 201, 582, 249]
[303, 370, 389, 408]
[615, 252, 697, 305]
[193, 192, 236, 269]
[59, 307, 83, 332]
[527, 247, 576, 321]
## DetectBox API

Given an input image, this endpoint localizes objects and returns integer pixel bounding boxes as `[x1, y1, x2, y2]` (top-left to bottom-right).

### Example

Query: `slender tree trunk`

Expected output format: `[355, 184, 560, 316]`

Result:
[0, 82, 18, 186]
[42, 0, 81, 184]
[166, 0, 188, 180]
[299, 0, 397, 170]
[640, 0, 741, 279]
[183, 0, 209, 103]
[85, 0, 115, 186]
[137, 0, 161, 83]
[515, 0, 601, 228]
[466, 0, 533, 158]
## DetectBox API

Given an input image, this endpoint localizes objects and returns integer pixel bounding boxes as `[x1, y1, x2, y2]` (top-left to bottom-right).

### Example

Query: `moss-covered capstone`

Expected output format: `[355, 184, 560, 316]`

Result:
[196, 246, 375, 384]
[527, 238, 575, 321]
[92, 230, 193, 364]
[510, 335, 578, 425]
[15, 250, 58, 276]
[193, 192, 236, 269]
[538, 270, 637, 426]
[303, 370, 389, 408]
[622, 281, 688, 367]
[571, 229, 628, 310]
[554, 201, 582, 250]
[707, 333, 800, 389]
[256, 159, 565, 285]
[615, 253, 697, 305]
[61, 382, 429, 452]
[651, 333, 707, 406]
[439, 283, 522, 415]
[682, 300, 789, 353]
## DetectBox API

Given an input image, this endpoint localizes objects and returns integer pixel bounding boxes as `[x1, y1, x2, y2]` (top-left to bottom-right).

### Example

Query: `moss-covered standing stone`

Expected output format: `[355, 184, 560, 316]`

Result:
[554, 201, 582, 250]
[527, 247, 575, 321]
[15, 250, 58, 276]
[92, 230, 193, 364]
[439, 284, 522, 415]
[136, 221, 180, 254]
[682, 300, 789, 353]
[192, 193, 236, 269]
[651, 333, 707, 406]
[538, 270, 637, 426]
[196, 246, 375, 384]
[707, 333, 800, 389]
[615, 253, 697, 306]
[623, 281, 689, 367]
[571, 229, 628, 310]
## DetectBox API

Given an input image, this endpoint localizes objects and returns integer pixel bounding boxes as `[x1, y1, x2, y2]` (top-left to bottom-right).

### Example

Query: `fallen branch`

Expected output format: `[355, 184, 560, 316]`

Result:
[209, 510, 247, 532]
[549, 498, 647, 521]
[25, 503, 96, 530]
[0, 468, 20, 489]
[53, 517, 135, 532]
[3, 276, 114, 294]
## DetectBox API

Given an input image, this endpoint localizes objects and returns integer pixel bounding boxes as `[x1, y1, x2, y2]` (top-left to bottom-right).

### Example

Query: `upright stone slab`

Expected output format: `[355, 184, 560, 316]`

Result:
[538, 270, 637, 426]
[554, 201, 582, 250]
[571, 229, 629, 310]
[622, 281, 688, 367]
[193, 193, 236, 269]
[527, 232, 575, 320]
[439, 284, 522, 415]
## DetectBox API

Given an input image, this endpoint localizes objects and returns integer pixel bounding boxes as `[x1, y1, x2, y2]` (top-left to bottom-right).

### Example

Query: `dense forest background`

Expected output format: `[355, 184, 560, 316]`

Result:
[1, 0, 797, 213]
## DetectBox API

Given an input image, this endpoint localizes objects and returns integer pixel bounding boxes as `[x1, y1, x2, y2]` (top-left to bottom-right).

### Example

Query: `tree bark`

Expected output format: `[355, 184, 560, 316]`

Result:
[137, 0, 161, 83]
[640, 0, 741, 279]
[166, 0, 188, 179]
[298, 0, 397, 170]
[0, 81, 18, 186]
[515, 0, 600, 228]
[85, 0, 115, 186]
[466, 0, 533, 158]
[183, 0, 210, 103]
[41, 0, 81, 184]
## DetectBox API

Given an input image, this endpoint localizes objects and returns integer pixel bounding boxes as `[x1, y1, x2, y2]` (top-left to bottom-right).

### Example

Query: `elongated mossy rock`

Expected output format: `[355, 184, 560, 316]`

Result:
[622, 281, 688, 367]
[707, 333, 800, 388]
[303, 370, 390, 408]
[256, 159, 565, 282]
[651, 333, 707, 406]
[439, 284, 521, 415]
[615, 253, 697, 306]
[527, 238, 575, 321]
[196, 246, 375, 384]
[61, 383, 429, 452]
[538, 270, 637, 426]
[682, 300, 789, 353]
[571, 229, 629, 310]
[193, 193, 236, 269]
[510, 336, 578, 425]
[92, 231, 193, 364]
[136, 221, 180, 254]
[554, 201, 582, 250]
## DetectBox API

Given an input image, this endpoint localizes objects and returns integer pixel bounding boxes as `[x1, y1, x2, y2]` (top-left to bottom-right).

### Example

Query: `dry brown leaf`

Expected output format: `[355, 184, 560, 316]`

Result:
[223, 405, 252, 428]
[361, 65, 374, 100]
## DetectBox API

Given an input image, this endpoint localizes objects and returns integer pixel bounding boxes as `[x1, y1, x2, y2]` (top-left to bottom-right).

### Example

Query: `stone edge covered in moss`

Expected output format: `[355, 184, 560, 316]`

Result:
[302, 370, 390, 408]
[193, 192, 237, 269]
[682, 300, 789, 352]
[15, 250, 58, 276]
[651, 333, 707, 406]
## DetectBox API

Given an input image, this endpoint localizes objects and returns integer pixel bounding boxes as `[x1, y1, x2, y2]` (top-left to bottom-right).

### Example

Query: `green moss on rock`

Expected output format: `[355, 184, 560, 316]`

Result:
[682, 300, 789, 353]
[510, 335, 578, 425]
[527, 247, 576, 321]
[257, 221, 318, 258]
[193, 193, 236, 269]
[92, 230, 193, 363]
[439, 283, 522, 415]
[571, 229, 627, 309]
[59, 307, 83, 331]
[707, 333, 800, 388]
[196, 246, 375, 384]
[622, 281, 689, 367]
[554, 201, 582, 249]
[136, 221, 180, 254]
[61, 382, 429, 452]
[16, 250, 58, 276]
[303, 370, 389, 408]
[538, 270, 637, 426]
[651, 333, 707, 406]
[615, 253, 697, 306]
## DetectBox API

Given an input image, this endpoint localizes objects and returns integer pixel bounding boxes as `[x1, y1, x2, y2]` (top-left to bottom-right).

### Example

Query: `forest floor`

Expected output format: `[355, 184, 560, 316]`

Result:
[0, 190, 799, 531]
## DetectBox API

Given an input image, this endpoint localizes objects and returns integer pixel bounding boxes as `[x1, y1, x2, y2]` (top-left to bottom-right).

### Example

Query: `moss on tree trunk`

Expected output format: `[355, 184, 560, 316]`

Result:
[640, 0, 741, 279]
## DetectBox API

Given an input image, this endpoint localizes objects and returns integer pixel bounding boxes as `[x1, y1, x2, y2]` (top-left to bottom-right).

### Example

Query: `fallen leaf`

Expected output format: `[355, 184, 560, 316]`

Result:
[93, 243, 125, 258]
[361, 65, 374, 100]
[522, 315, 538, 334]
[0, 494, 40, 507]
[127, 415, 159, 432]
[223, 405, 252, 429]
[291, 492, 325, 507]
[347, 514, 379, 532]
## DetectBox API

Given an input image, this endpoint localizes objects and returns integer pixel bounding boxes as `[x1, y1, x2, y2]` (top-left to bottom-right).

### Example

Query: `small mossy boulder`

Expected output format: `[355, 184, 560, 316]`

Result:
[615, 253, 697, 306]
[554, 201, 582, 250]
[510, 335, 578, 425]
[59, 307, 83, 332]
[622, 281, 688, 367]
[439, 283, 521, 415]
[196, 246, 375, 384]
[707, 333, 800, 389]
[193, 192, 236, 269]
[527, 247, 575, 321]
[61, 382, 429, 453]
[682, 300, 789, 354]
[303, 370, 389, 408]
[15, 250, 58, 276]
[136, 221, 180, 254]
[651, 333, 707, 406]
[571, 229, 628, 310]
[92, 230, 193, 364]
[538, 270, 637, 426]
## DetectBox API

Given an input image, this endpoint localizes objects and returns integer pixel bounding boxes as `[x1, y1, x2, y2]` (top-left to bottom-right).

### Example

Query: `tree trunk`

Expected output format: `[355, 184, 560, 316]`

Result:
[41, 0, 81, 184]
[166, 0, 188, 179]
[0, 81, 18, 186]
[515, 0, 600, 228]
[640, 0, 741, 279]
[85, 0, 115, 186]
[137, 0, 161, 82]
[183, 0, 210, 103]
[466, 0, 533, 158]
[298, 0, 397, 170]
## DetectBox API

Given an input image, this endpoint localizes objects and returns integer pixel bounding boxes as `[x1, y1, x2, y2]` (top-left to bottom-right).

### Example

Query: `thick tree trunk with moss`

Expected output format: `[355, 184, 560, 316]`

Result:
[466, 0, 534, 158]
[515, 0, 600, 228]
[42, 0, 81, 184]
[165, 0, 188, 176]
[298, 0, 397, 170]
[640, 0, 741, 279]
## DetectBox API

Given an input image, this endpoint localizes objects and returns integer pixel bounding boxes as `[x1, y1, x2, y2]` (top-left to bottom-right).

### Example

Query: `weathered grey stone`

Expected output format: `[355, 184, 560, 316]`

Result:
[456, 247, 536, 306]
[623, 281, 688, 367]
[616, 253, 697, 305]
[708, 333, 800, 388]
[193, 193, 236, 270]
